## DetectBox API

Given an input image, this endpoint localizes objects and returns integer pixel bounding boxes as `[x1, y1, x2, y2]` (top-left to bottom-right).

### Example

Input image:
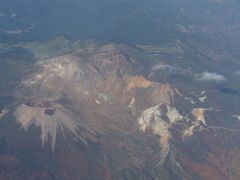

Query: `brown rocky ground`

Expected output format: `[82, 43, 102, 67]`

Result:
[0, 39, 240, 179]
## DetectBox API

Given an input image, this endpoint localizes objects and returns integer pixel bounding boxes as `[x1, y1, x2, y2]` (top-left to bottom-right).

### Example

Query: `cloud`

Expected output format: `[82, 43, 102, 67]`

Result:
[148, 63, 180, 78]
[11, 13, 16, 18]
[195, 72, 226, 82]
[152, 64, 178, 72]
[234, 71, 240, 75]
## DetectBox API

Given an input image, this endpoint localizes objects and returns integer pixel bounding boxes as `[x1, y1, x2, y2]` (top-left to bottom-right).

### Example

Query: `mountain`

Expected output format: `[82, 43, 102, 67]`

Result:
[0, 36, 239, 179]
[1, 0, 240, 179]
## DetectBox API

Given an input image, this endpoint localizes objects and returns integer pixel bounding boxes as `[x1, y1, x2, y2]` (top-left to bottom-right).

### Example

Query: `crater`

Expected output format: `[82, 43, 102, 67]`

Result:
[44, 109, 55, 116]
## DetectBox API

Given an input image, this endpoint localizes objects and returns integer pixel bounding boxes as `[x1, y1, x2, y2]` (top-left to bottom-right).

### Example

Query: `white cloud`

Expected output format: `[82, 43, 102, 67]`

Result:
[195, 72, 226, 82]
[234, 71, 240, 75]
[152, 64, 178, 72]
[5, 29, 23, 35]
[11, 13, 16, 18]
[148, 63, 180, 78]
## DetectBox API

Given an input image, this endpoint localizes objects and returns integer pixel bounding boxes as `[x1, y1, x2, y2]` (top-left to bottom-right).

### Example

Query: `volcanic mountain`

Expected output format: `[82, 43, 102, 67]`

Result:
[0, 39, 240, 180]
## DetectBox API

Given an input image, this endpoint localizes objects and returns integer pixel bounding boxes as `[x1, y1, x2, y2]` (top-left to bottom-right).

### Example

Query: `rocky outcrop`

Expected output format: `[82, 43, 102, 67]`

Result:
[14, 43, 180, 153]
[14, 102, 94, 151]
[138, 104, 183, 164]
[1, 39, 237, 180]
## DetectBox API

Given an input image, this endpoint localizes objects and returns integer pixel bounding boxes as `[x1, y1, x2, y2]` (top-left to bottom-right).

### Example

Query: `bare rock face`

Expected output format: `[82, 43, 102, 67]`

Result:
[1, 40, 240, 180]
[138, 104, 183, 165]
[14, 44, 180, 151]
[14, 103, 91, 151]
[9, 43, 187, 179]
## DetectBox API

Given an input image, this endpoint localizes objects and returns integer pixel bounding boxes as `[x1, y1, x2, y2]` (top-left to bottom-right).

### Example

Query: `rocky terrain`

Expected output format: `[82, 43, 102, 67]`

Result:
[0, 37, 239, 179]
[0, 1, 240, 179]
